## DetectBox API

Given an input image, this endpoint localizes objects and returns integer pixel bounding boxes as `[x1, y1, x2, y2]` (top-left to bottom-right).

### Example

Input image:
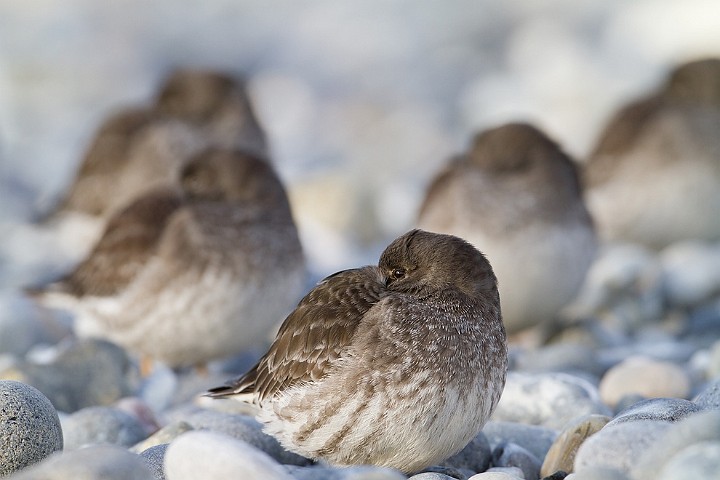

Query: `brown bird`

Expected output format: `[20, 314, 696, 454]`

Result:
[208, 229, 507, 474]
[417, 122, 597, 334]
[585, 57, 720, 249]
[29, 148, 305, 368]
[43, 69, 268, 259]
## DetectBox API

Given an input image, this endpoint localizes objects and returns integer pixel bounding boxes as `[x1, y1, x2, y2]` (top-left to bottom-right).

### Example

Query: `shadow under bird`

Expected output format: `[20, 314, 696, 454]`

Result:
[417, 122, 597, 334]
[208, 229, 507, 474]
[28, 148, 306, 368]
[584, 57, 720, 249]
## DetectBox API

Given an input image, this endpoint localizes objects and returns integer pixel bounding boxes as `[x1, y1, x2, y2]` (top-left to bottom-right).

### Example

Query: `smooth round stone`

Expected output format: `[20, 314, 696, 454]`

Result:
[164, 407, 310, 466]
[513, 342, 603, 378]
[491, 442, 540, 480]
[440, 431, 491, 473]
[632, 409, 720, 480]
[693, 376, 720, 409]
[468, 466, 524, 479]
[0, 380, 63, 476]
[62, 405, 148, 450]
[574, 421, 672, 473]
[540, 414, 610, 477]
[660, 240, 720, 307]
[569, 243, 663, 328]
[599, 356, 691, 408]
[131, 421, 194, 453]
[286, 464, 407, 480]
[140, 444, 168, 480]
[0, 338, 136, 413]
[657, 441, 720, 480]
[482, 421, 558, 461]
[492, 372, 610, 430]
[565, 466, 630, 480]
[9, 445, 154, 480]
[606, 397, 701, 427]
[164, 430, 295, 480]
[0, 291, 71, 356]
[408, 473, 456, 480]
[422, 465, 475, 479]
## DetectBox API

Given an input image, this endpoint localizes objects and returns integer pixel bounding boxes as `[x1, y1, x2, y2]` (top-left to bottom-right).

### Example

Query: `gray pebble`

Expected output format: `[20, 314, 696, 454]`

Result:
[492, 372, 610, 430]
[565, 466, 630, 480]
[165, 406, 310, 465]
[0, 338, 136, 413]
[657, 441, 720, 480]
[491, 443, 540, 480]
[513, 342, 603, 378]
[9, 444, 154, 480]
[61, 405, 148, 450]
[606, 397, 701, 427]
[469, 466, 525, 479]
[164, 430, 295, 480]
[482, 421, 558, 461]
[574, 420, 672, 473]
[408, 473, 457, 480]
[440, 431, 491, 473]
[0, 292, 71, 356]
[131, 421, 193, 453]
[139, 444, 168, 480]
[632, 409, 720, 480]
[0, 380, 63, 476]
[694, 376, 720, 409]
[286, 464, 407, 480]
[421, 465, 474, 480]
[660, 240, 720, 308]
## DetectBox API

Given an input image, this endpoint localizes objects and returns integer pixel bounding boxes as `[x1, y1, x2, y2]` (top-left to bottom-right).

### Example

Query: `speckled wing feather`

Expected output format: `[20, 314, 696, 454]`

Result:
[207, 266, 387, 402]
[54, 188, 183, 297]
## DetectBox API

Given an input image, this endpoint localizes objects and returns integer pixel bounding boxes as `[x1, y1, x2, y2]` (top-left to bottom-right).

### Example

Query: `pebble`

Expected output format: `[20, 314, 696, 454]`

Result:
[492, 372, 610, 430]
[0, 380, 63, 476]
[513, 342, 603, 378]
[8, 445, 154, 480]
[573, 420, 672, 473]
[0, 338, 137, 413]
[660, 240, 720, 307]
[540, 414, 610, 477]
[139, 444, 168, 480]
[631, 409, 720, 480]
[61, 405, 149, 450]
[285, 464, 407, 480]
[131, 421, 194, 453]
[605, 397, 701, 427]
[408, 473, 457, 480]
[565, 466, 630, 480]
[491, 442, 540, 480]
[694, 376, 720, 409]
[482, 421, 558, 461]
[164, 430, 297, 480]
[657, 441, 720, 480]
[469, 466, 525, 479]
[598, 355, 691, 408]
[163, 406, 310, 465]
[0, 292, 71, 357]
[421, 465, 475, 480]
[440, 431, 492, 473]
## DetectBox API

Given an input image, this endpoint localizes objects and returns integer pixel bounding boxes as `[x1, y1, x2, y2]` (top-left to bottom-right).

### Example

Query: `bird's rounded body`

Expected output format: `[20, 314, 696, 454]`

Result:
[209, 230, 507, 473]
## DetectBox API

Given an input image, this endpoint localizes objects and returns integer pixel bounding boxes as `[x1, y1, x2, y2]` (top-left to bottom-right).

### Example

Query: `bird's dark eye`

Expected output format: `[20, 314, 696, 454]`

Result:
[391, 268, 406, 280]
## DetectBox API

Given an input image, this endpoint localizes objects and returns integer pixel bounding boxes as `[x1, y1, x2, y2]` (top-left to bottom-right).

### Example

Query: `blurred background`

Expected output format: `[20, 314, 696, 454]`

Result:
[1, 0, 720, 283]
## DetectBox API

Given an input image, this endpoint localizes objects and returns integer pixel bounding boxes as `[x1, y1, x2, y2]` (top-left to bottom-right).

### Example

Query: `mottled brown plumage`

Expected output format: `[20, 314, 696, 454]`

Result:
[584, 58, 720, 248]
[31, 148, 305, 368]
[418, 122, 597, 333]
[208, 229, 507, 473]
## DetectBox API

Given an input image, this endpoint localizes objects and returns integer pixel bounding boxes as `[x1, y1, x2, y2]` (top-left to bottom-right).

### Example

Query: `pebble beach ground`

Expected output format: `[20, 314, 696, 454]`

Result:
[2, 2, 720, 479]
